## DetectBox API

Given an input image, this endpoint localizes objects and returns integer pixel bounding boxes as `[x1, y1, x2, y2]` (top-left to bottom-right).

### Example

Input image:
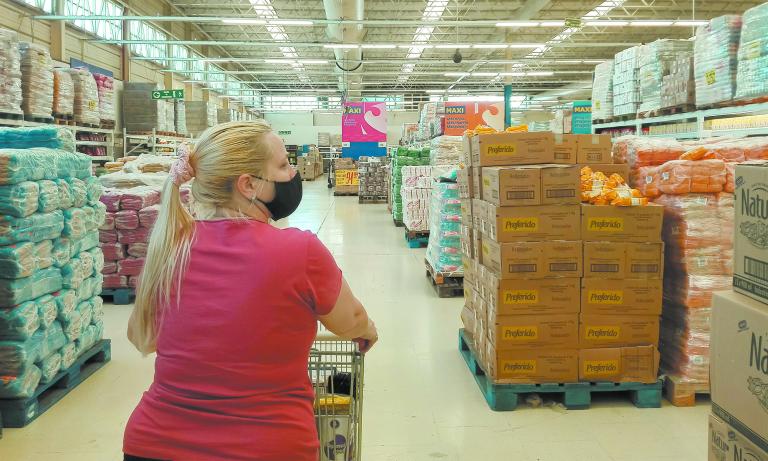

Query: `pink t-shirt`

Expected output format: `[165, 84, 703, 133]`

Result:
[123, 219, 342, 461]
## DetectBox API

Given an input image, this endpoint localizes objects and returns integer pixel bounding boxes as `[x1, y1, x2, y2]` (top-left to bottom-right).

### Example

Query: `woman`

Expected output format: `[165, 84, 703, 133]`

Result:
[123, 120, 378, 461]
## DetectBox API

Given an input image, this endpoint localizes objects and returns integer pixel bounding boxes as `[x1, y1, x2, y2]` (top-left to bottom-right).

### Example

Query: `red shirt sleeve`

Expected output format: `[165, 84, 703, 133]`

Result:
[304, 233, 342, 315]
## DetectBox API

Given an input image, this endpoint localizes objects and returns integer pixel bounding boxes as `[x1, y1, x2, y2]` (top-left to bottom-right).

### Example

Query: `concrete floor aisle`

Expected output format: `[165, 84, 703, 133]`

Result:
[0, 178, 709, 461]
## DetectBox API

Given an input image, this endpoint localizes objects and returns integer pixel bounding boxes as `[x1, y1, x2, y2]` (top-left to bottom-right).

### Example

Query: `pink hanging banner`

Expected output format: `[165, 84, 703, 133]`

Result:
[342, 102, 387, 143]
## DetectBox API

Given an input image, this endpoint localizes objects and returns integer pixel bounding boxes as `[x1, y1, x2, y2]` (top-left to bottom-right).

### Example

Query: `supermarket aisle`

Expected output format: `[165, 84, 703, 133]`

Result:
[0, 179, 708, 461]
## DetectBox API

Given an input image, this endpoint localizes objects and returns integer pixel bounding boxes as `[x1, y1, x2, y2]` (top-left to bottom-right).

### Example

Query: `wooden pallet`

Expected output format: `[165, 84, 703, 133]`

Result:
[76, 122, 100, 129]
[99, 120, 116, 130]
[458, 329, 662, 411]
[393, 218, 404, 228]
[23, 115, 54, 124]
[358, 195, 387, 204]
[0, 340, 111, 428]
[609, 113, 636, 122]
[663, 375, 710, 407]
[54, 115, 75, 126]
[405, 228, 429, 248]
[100, 288, 135, 305]
[425, 259, 464, 298]
[639, 105, 696, 119]
[0, 111, 23, 121]
[333, 191, 359, 196]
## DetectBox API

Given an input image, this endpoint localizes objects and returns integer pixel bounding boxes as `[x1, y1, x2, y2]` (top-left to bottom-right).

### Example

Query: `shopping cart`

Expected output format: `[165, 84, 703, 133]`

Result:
[310, 330, 364, 461]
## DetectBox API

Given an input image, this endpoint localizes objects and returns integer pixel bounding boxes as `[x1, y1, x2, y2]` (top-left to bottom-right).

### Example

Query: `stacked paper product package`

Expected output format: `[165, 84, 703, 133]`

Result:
[591, 59, 614, 120]
[19, 42, 53, 120]
[616, 135, 768, 387]
[0, 126, 106, 398]
[93, 74, 115, 124]
[612, 46, 641, 117]
[65, 68, 100, 126]
[735, 3, 768, 101]
[400, 166, 432, 232]
[357, 157, 387, 199]
[175, 100, 187, 136]
[0, 28, 22, 116]
[694, 15, 743, 107]
[391, 146, 430, 224]
[53, 69, 74, 118]
[661, 53, 695, 110]
[637, 40, 693, 116]
[426, 168, 462, 275]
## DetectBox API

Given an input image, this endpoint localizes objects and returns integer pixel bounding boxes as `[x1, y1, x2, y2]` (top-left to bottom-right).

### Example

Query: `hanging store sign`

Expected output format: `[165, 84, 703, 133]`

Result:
[444, 101, 504, 136]
[151, 89, 185, 100]
[571, 100, 593, 134]
[342, 102, 387, 143]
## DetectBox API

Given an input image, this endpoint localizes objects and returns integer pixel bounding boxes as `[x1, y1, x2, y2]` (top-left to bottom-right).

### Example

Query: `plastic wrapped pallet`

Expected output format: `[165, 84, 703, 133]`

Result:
[53, 69, 74, 117]
[175, 100, 187, 136]
[0, 301, 39, 340]
[392, 147, 431, 223]
[66, 68, 99, 126]
[0, 267, 63, 308]
[735, 3, 768, 100]
[165, 100, 176, 133]
[0, 211, 65, 245]
[122, 83, 161, 132]
[93, 73, 115, 123]
[400, 166, 433, 231]
[37, 294, 57, 329]
[357, 159, 387, 199]
[592, 60, 614, 120]
[694, 15, 742, 107]
[38, 180, 60, 213]
[429, 136, 462, 166]
[0, 28, 22, 116]
[186, 101, 216, 135]
[426, 171, 462, 274]
[19, 42, 53, 120]
[612, 46, 641, 116]
[0, 181, 39, 218]
[638, 39, 693, 115]
[661, 54, 696, 109]
[37, 351, 61, 384]
[0, 364, 40, 398]
[0, 127, 75, 153]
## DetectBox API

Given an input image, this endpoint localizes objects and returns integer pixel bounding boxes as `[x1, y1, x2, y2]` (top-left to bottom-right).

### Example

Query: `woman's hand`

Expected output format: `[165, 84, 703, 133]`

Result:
[354, 322, 378, 353]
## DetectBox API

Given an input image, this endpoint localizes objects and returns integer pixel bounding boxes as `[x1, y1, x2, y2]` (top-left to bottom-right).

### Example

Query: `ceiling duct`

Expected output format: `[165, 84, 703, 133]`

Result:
[323, 0, 365, 96]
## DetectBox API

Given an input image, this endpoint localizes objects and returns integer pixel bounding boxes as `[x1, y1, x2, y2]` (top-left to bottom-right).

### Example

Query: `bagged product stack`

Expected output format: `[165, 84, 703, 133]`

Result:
[333, 158, 358, 195]
[591, 60, 614, 121]
[156, 100, 169, 133]
[66, 68, 99, 126]
[93, 74, 115, 124]
[694, 15, 742, 107]
[735, 3, 768, 101]
[429, 136, 462, 166]
[174, 100, 187, 136]
[165, 101, 176, 134]
[612, 46, 641, 117]
[638, 39, 693, 116]
[186, 101, 216, 136]
[0, 128, 106, 400]
[0, 28, 22, 117]
[357, 157, 387, 199]
[317, 132, 330, 147]
[426, 169, 462, 274]
[400, 166, 432, 231]
[19, 42, 53, 121]
[661, 53, 695, 110]
[391, 146, 430, 224]
[122, 83, 162, 133]
[99, 186, 161, 289]
[53, 69, 74, 118]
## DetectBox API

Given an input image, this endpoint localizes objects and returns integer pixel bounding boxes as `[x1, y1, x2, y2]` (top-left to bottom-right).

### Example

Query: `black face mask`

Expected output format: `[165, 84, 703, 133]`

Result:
[257, 172, 303, 220]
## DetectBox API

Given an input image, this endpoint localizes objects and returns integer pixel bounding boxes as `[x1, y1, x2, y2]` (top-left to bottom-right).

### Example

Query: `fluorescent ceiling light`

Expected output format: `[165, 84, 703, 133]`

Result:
[299, 60, 328, 64]
[361, 44, 396, 49]
[269, 20, 314, 26]
[265, 59, 296, 64]
[472, 72, 499, 77]
[324, 44, 359, 49]
[584, 20, 629, 26]
[527, 71, 555, 76]
[508, 43, 545, 49]
[559, 60, 582, 64]
[630, 20, 674, 26]
[582, 59, 605, 64]
[474, 44, 508, 49]
[426, 89, 446, 93]
[539, 21, 566, 27]
[496, 21, 539, 27]
[222, 19, 266, 25]
[444, 72, 470, 77]
[673, 20, 709, 26]
[398, 44, 433, 49]
[447, 89, 468, 93]
[499, 72, 526, 77]
[434, 44, 471, 49]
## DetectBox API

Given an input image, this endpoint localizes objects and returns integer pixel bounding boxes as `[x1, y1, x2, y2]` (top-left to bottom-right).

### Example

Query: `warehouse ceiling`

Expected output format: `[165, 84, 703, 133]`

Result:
[49, 0, 768, 109]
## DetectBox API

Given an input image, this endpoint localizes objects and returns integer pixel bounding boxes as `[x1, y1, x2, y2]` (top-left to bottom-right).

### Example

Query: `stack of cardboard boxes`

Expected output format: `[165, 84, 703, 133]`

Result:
[357, 157, 388, 199]
[459, 131, 662, 385]
[298, 149, 323, 180]
[334, 158, 358, 195]
[708, 163, 768, 460]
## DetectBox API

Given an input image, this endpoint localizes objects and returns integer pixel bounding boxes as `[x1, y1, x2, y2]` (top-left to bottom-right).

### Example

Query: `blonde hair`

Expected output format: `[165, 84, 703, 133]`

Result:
[132, 120, 274, 354]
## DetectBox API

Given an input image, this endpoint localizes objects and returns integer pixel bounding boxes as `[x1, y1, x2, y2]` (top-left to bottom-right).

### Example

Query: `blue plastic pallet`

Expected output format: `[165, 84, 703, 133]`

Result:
[100, 288, 134, 305]
[404, 229, 429, 249]
[458, 329, 662, 411]
[0, 339, 112, 428]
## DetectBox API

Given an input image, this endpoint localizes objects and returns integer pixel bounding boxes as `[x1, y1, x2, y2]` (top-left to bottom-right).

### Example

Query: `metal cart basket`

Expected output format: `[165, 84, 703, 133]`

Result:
[310, 332, 364, 461]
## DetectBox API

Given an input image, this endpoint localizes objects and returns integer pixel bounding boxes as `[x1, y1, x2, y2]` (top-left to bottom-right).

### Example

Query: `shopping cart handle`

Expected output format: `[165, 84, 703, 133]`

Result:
[315, 332, 344, 341]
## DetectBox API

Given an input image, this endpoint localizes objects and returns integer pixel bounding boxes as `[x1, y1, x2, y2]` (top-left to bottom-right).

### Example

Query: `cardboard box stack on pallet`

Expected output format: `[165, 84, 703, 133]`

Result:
[297, 148, 323, 180]
[708, 162, 768, 460]
[460, 131, 661, 385]
[357, 157, 388, 199]
[334, 158, 358, 195]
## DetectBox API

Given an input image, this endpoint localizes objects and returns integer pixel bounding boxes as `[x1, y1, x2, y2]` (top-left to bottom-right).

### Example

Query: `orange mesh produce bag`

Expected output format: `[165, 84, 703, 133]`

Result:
[656, 159, 727, 194]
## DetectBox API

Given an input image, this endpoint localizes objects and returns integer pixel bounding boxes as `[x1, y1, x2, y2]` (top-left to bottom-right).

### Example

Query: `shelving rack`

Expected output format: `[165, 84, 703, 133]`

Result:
[123, 128, 191, 157]
[318, 145, 341, 173]
[0, 117, 116, 162]
[592, 101, 768, 139]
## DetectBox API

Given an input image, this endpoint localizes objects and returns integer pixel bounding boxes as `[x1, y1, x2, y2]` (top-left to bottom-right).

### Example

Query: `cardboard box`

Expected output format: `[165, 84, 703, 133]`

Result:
[733, 162, 768, 305]
[486, 203, 581, 243]
[457, 167, 473, 199]
[460, 199, 473, 225]
[579, 346, 659, 383]
[472, 167, 482, 199]
[471, 132, 555, 167]
[579, 314, 660, 348]
[461, 304, 476, 340]
[541, 165, 580, 205]
[581, 278, 663, 316]
[711, 290, 768, 452]
[576, 134, 612, 164]
[461, 134, 472, 166]
[471, 199, 485, 230]
[581, 204, 663, 243]
[583, 242, 664, 279]
[485, 275, 581, 316]
[579, 163, 630, 179]
[481, 237, 582, 279]
[488, 313, 579, 349]
[553, 134, 578, 164]
[485, 345, 579, 383]
[462, 254, 475, 285]
[482, 166, 539, 206]
[461, 227, 474, 261]
[709, 413, 768, 461]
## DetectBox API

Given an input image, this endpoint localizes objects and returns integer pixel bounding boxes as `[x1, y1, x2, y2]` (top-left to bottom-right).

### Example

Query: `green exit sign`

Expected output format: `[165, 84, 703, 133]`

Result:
[151, 89, 184, 100]
[565, 17, 583, 28]
[278, 130, 291, 135]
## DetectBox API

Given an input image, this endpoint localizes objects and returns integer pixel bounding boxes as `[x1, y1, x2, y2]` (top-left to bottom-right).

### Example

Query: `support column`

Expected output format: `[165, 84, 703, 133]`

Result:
[50, 0, 66, 62]
[120, 6, 131, 82]
[504, 85, 513, 129]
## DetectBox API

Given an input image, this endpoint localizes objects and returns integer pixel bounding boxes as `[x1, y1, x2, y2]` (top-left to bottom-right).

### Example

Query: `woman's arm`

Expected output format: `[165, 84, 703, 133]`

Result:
[127, 307, 156, 354]
[318, 277, 378, 352]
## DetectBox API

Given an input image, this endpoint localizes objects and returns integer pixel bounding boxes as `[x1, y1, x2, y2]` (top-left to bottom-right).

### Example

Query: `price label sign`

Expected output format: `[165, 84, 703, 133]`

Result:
[335, 169, 359, 186]
[705, 70, 716, 85]
[151, 89, 185, 100]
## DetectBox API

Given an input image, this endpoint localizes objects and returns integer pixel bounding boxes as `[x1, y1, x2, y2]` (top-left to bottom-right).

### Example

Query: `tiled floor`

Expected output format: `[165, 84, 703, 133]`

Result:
[0, 178, 709, 460]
